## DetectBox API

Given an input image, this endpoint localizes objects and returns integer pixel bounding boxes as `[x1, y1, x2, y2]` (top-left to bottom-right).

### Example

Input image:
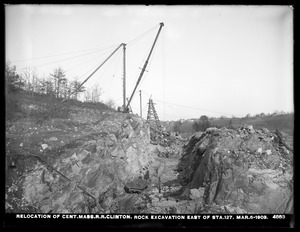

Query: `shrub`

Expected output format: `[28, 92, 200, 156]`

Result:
[5, 92, 23, 121]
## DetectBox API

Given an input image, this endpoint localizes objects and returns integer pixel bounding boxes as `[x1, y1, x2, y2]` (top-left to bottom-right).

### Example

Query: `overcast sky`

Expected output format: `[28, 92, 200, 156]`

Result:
[5, 5, 293, 121]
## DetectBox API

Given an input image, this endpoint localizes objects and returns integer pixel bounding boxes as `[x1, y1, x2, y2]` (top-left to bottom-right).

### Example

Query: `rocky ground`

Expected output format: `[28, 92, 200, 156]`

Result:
[5, 103, 294, 215]
[5, 105, 186, 214]
[177, 126, 293, 214]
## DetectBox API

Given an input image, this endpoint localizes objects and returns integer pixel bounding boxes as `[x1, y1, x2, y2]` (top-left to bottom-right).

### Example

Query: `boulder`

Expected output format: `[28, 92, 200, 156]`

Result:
[41, 144, 48, 150]
[49, 137, 58, 141]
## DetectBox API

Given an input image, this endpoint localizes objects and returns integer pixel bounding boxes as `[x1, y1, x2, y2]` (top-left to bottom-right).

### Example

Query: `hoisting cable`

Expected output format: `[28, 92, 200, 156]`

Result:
[126, 24, 158, 47]
[12, 43, 119, 63]
[75, 49, 119, 83]
[63, 43, 125, 102]
[16, 47, 117, 72]
[138, 35, 159, 89]
[106, 49, 122, 96]
[65, 48, 119, 74]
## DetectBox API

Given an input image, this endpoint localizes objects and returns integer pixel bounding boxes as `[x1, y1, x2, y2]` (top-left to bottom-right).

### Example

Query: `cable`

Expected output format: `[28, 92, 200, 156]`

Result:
[11, 43, 119, 63]
[75, 63, 101, 82]
[126, 24, 158, 47]
[12, 23, 158, 63]
[141, 90, 233, 117]
[139, 29, 161, 89]
[16, 47, 117, 72]
[65, 52, 110, 73]
[75, 50, 119, 82]
[90, 48, 122, 85]
[105, 49, 123, 95]
[73, 52, 120, 102]
[156, 98, 230, 116]
[126, 59, 144, 102]
[139, 39, 156, 88]
[73, 48, 122, 82]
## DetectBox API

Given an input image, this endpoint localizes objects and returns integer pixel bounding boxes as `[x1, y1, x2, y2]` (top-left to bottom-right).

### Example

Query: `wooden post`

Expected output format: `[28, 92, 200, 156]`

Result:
[123, 44, 126, 109]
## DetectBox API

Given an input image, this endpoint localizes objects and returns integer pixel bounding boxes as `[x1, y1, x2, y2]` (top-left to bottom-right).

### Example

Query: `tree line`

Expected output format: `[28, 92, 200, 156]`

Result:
[171, 115, 212, 135]
[5, 62, 103, 103]
[169, 111, 293, 136]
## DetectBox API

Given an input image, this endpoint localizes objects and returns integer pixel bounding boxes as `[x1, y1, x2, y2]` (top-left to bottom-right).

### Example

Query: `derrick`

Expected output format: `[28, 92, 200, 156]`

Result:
[146, 98, 164, 145]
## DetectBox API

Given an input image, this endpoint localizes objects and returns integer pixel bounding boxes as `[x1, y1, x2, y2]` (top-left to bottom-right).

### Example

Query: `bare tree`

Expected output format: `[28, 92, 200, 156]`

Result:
[22, 66, 38, 95]
[39, 77, 47, 94]
[84, 88, 92, 102]
[91, 84, 102, 102]
[44, 76, 55, 98]
[60, 78, 69, 99]
[51, 67, 66, 98]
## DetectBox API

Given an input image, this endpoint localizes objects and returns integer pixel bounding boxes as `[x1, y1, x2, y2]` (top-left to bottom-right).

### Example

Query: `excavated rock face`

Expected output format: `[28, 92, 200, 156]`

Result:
[177, 126, 293, 214]
[22, 113, 154, 213]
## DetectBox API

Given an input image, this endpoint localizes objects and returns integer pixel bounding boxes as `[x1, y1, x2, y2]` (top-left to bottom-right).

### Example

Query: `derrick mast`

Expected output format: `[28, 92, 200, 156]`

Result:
[125, 22, 164, 112]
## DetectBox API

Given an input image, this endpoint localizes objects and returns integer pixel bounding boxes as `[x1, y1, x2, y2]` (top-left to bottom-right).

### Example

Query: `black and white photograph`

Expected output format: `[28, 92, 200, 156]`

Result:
[5, 4, 294, 228]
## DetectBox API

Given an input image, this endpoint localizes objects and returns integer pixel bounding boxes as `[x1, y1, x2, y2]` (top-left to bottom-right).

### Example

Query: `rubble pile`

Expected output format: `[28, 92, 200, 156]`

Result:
[151, 143, 183, 159]
[177, 125, 293, 214]
[150, 133, 186, 159]
[21, 113, 157, 213]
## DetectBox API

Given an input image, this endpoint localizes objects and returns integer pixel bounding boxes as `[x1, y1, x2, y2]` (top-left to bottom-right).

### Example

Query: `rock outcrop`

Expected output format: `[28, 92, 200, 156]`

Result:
[22, 113, 155, 213]
[177, 126, 293, 214]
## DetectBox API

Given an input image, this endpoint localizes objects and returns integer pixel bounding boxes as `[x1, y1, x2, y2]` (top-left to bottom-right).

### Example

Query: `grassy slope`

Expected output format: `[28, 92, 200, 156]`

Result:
[6, 90, 112, 119]
[6, 91, 116, 157]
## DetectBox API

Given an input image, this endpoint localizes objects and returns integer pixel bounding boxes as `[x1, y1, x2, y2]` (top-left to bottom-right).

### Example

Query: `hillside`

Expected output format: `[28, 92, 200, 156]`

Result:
[211, 114, 294, 136]
[161, 113, 294, 138]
